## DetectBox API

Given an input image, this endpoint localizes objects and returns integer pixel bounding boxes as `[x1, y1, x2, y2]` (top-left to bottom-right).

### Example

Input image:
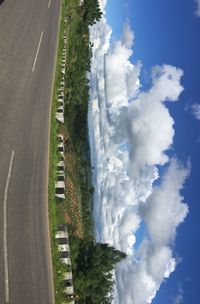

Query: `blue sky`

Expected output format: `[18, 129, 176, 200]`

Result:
[106, 0, 200, 303]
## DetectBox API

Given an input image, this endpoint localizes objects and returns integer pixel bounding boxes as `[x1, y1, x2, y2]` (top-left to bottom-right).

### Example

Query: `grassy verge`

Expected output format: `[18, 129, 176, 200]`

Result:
[48, 1, 71, 303]
[48, 0, 94, 302]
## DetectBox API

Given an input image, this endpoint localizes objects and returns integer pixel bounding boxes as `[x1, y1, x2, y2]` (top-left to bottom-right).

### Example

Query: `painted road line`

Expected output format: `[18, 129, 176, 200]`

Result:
[32, 31, 44, 72]
[48, 0, 51, 8]
[3, 150, 15, 303]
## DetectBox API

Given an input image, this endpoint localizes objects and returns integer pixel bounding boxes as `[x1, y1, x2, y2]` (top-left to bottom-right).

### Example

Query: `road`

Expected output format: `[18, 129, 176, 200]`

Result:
[0, 0, 61, 303]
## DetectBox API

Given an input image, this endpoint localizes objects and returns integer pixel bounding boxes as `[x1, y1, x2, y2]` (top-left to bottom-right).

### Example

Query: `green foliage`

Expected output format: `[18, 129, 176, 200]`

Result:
[65, 0, 96, 241]
[72, 241, 126, 303]
[84, 0, 103, 25]
[49, 2, 73, 303]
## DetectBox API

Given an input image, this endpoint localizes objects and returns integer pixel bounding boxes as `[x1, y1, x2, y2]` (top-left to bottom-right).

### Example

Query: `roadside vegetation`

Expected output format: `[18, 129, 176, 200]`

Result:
[48, 1, 126, 303]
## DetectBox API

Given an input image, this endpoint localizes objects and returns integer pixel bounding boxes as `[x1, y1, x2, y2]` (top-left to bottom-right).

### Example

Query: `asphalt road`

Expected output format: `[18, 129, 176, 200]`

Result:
[0, 0, 61, 303]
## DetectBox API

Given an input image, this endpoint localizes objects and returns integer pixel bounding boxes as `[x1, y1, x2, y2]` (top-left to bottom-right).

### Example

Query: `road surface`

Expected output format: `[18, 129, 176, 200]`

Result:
[0, 0, 61, 303]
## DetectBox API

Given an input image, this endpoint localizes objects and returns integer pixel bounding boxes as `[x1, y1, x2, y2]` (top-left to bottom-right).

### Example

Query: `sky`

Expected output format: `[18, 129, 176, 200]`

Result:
[88, 1, 200, 303]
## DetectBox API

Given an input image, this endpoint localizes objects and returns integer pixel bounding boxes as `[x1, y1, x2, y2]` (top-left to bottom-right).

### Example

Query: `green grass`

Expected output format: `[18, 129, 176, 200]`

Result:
[48, 0, 99, 303]
[48, 1, 73, 303]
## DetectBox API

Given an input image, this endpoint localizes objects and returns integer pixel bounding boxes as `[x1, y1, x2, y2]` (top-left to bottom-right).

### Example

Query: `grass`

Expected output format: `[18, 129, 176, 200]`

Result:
[48, 1, 72, 303]
[48, 0, 95, 303]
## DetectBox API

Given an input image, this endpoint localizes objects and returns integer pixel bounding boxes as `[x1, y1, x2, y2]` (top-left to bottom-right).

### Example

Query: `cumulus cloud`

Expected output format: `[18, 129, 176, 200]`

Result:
[120, 65, 183, 168]
[191, 102, 200, 120]
[116, 245, 176, 304]
[116, 160, 189, 304]
[105, 22, 141, 114]
[88, 3, 189, 304]
[141, 159, 189, 246]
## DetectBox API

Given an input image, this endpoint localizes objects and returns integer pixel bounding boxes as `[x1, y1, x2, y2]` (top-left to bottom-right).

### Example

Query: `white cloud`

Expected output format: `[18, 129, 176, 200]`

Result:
[115, 160, 189, 304]
[141, 159, 189, 246]
[105, 22, 141, 114]
[116, 246, 176, 304]
[122, 22, 135, 49]
[120, 65, 183, 168]
[172, 286, 184, 304]
[88, 4, 189, 304]
[98, 0, 108, 12]
[195, 0, 200, 16]
[191, 102, 200, 120]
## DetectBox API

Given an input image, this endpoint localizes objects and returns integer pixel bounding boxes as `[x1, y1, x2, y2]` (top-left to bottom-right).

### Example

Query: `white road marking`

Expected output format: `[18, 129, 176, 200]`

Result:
[32, 31, 44, 72]
[3, 150, 15, 303]
[48, 0, 51, 8]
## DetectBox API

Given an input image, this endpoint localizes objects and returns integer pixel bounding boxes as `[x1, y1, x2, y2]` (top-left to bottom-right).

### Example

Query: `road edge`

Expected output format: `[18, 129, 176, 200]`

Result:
[46, 2, 62, 304]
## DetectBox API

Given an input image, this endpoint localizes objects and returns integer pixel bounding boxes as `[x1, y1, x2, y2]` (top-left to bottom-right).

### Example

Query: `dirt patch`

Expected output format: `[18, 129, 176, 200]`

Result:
[64, 210, 72, 225]
[65, 164, 83, 239]
[65, 153, 77, 176]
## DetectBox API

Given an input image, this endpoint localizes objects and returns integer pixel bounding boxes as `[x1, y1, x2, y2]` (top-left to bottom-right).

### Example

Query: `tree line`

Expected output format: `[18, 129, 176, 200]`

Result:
[72, 240, 126, 303]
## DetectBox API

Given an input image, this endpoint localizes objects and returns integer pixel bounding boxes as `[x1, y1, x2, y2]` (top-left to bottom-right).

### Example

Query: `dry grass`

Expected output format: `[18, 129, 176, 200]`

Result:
[65, 167, 83, 238]
[65, 153, 77, 176]
[59, 127, 83, 238]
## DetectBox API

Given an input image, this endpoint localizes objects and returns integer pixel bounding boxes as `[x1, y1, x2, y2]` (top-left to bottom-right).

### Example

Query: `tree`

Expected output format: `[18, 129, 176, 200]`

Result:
[84, 0, 103, 25]
[73, 241, 126, 303]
